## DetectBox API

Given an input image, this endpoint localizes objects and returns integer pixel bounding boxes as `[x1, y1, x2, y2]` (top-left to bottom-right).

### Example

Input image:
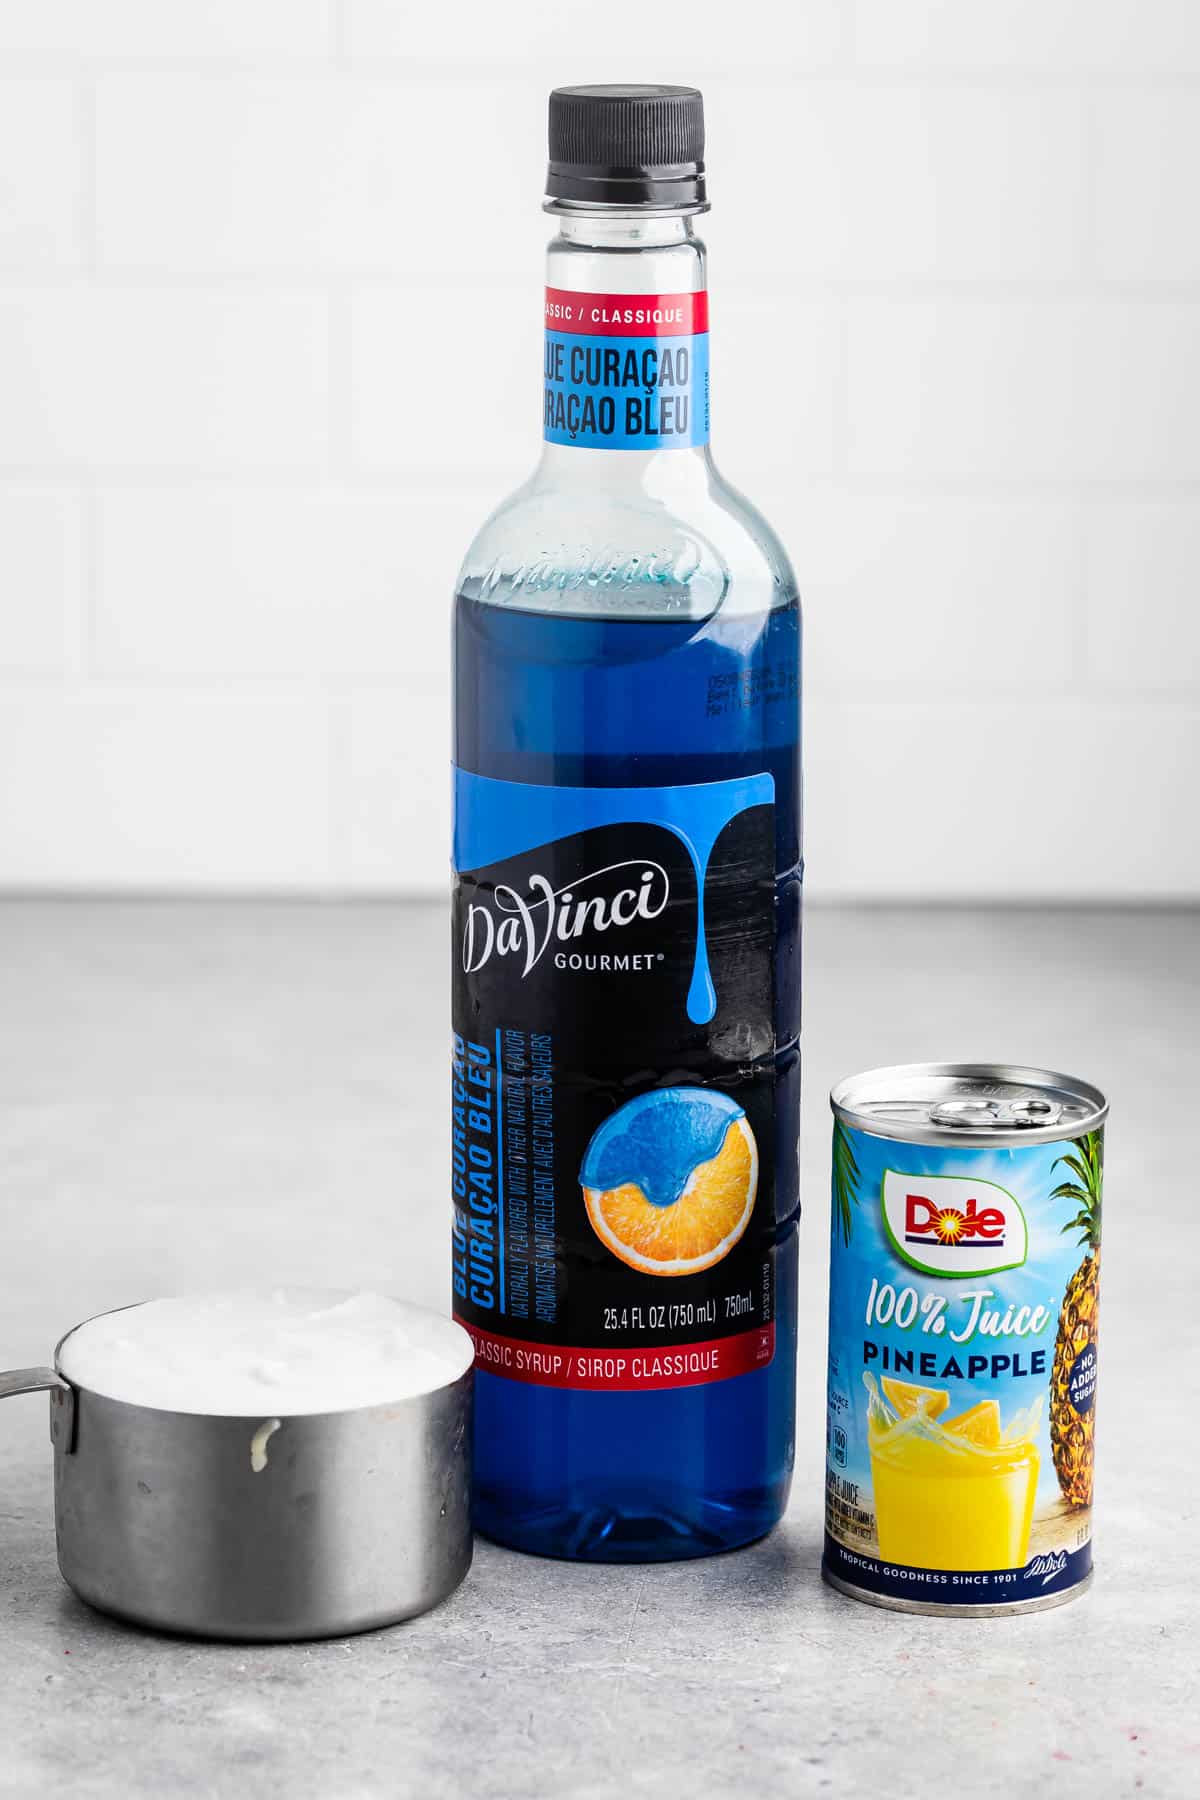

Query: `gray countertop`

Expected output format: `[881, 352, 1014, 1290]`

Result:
[1, 902, 1196, 1799]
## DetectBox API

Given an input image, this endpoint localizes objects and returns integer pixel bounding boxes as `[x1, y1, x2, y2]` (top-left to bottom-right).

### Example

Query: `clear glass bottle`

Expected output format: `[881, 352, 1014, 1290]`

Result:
[451, 86, 801, 1561]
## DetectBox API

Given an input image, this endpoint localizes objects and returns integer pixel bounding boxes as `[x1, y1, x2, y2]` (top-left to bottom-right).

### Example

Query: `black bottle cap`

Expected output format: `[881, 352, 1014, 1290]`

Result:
[546, 85, 707, 212]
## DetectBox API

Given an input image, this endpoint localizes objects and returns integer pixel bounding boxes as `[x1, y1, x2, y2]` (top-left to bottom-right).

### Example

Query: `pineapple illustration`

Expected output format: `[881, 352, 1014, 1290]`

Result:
[1049, 1131, 1103, 1508]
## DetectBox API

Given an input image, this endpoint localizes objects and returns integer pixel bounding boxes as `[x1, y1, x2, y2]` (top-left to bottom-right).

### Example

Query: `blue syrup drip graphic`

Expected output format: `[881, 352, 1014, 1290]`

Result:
[667, 821, 720, 1024]
[578, 1087, 746, 1208]
[453, 769, 774, 1026]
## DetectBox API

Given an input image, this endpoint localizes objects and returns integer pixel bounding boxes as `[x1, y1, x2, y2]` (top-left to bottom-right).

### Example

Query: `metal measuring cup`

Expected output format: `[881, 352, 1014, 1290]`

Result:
[0, 1302, 473, 1641]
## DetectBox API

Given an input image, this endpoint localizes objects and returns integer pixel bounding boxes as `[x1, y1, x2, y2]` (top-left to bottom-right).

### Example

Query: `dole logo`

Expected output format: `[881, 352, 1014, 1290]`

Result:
[881, 1170, 1028, 1278]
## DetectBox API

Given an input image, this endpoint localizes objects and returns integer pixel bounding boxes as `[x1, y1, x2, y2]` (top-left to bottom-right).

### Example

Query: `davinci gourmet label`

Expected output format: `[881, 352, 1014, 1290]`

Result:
[451, 771, 777, 1390]
[824, 1064, 1108, 1615]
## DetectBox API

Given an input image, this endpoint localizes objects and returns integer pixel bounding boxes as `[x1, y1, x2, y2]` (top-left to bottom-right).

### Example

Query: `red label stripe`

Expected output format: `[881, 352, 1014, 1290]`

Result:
[544, 288, 708, 338]
[455, 1319, 774, 1391]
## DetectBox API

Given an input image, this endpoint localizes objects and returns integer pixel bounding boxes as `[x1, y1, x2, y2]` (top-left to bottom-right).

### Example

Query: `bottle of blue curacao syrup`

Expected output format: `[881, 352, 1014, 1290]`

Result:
[451, 85, 801, 1561]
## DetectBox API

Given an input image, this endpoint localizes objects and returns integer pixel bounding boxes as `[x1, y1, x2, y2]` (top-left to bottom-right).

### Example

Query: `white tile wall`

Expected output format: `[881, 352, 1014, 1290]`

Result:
[1093, 92, 1200, 284]
[0, 80, 84, 270]
[93, 487, 480, 680]
[342, 3, 846, 72]
[847, 298, 1200, 483]
[794, 491, 1080, 691]
[701, 295, 843, 484]
[0, 2, 1196, 897]
[1084, 504, 1200, 692]
[851, 0, 1200, 74]
[0, 489, 84, 671]
[0, 693, 332, 888]
[93, 75, 544, 278]
[807, 697, 1200, 899]
[710, 83, 1088, 282]
[347, 286, 540, 477]
[0, 3, 333, 61]
[336, 680, 451, 889]
[0, 289, 330, 471]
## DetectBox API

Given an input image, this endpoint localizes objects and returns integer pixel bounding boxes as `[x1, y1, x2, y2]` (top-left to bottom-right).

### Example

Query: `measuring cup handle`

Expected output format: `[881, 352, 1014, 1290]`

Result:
[0, 1367, 77, 1450]
[0, 1367, 63, 1400]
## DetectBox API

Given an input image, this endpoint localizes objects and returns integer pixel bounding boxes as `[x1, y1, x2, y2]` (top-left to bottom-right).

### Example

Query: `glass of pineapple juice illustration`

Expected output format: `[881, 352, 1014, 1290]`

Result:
[865, 1375, 1041, 1570]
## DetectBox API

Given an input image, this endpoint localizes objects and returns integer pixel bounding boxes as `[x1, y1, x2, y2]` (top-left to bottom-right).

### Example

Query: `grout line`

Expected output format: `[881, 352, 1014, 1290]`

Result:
[0, 59, 1194, 88]
[325, 690, 349, 893]
[76, 481, 99, 679]
[329, 0, 350, 66]
[0, 473, 508, 503]
[837, 64, 1200, 92]
[0, 670, 454, 701]
[0, 53, 341, 77]
[3, 53, 1200, 94]
[1080, 86, 1101, 285]
[1068, 496, 1090, 695]
[831, 299, 850, 478]
[73, 74, 98, 273]
[802, 689, 1200, 709]
[0, 666, 1194, 708]
[775, 475, 1200, 500]
[327, 283, 352, 476]
[2, 471, 1200, 500]
[1076, 84, 1097, 284]
[4, 271, 1200, 302]
[836, 0, 857, 70]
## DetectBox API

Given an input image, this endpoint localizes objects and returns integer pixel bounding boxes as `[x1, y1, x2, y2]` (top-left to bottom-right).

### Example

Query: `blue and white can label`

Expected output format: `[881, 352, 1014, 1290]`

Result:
[825, 1118, 1104, 1609]
[543, 287, 710, 450]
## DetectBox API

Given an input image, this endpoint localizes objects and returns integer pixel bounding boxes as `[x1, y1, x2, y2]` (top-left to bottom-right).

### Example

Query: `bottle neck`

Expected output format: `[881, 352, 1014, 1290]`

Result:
[541, 209, 711, 475]
[549, 211, 704, 257]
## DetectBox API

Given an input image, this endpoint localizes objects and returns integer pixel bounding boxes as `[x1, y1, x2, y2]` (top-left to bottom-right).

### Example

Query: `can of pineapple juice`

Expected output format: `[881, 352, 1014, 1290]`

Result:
[823, 1063, 1109, 1616]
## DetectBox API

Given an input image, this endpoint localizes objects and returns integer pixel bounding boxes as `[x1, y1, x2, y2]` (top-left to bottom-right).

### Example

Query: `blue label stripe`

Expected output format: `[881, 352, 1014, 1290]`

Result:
[823, 1533, 1092, 1607]
[454, 768, 770, 873]
[544, 329, 709, 450]
[495, 1027, 505, 1313]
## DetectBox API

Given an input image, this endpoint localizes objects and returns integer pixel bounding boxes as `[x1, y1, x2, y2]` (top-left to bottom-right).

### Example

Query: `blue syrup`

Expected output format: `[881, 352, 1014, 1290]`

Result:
[454, 591, 802, 1561]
